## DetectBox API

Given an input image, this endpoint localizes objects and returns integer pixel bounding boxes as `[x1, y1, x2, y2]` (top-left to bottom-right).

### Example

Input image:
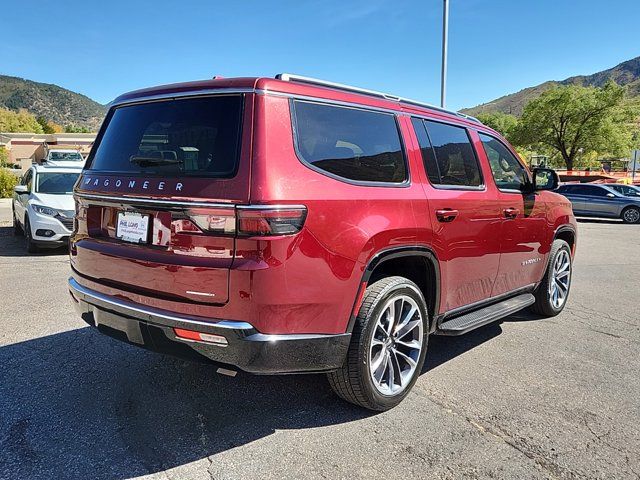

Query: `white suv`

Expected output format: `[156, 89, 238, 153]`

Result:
[44, 149, 86, 167]
[12, 165, 81, 253]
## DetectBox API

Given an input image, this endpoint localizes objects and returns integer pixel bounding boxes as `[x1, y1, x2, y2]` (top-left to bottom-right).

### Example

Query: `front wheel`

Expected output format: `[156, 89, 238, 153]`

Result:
[327, 276, 429, 411]
[24, 217, 39, 254]
[530, 239, 572, 316]
[621, 206, 640, 224]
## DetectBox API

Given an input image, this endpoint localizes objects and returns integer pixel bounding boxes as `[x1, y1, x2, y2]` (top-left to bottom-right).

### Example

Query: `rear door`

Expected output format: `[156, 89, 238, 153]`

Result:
[72, 93, 253, 305]
[410, 117, 502, 312]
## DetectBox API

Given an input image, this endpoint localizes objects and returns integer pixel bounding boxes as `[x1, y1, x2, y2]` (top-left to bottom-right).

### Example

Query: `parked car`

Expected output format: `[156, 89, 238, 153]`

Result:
[607, 183, 640, 198]
[44, 149, 85, 167]
[556, 183, 640, 223]
[13, 165, 81, 252]
[68, 74, 577, 410]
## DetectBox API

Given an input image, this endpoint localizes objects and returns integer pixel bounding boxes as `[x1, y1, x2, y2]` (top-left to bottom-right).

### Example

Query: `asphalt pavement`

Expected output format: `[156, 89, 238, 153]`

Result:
[0, 197, 638, 479]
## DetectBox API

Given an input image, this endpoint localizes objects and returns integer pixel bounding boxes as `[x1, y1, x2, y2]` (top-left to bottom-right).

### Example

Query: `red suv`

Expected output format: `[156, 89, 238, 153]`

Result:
[69, 74, 577, 410]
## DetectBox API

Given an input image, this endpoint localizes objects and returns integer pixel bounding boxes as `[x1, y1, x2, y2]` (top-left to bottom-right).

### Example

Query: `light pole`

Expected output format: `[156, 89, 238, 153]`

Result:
[440, 0, 449, 108]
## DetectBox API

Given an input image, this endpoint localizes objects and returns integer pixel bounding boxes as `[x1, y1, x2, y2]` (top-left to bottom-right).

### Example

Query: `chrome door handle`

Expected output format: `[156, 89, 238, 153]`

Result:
[436, 209, 459, 223]
[503, 207, 520, 219]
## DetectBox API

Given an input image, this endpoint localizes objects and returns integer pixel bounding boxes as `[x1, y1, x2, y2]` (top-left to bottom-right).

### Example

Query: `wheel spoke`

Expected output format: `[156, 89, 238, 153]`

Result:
[371, 349, 386, 373]
[386, 352, 395, 389]
[396, 319, 421, 340]
[374, 351, 389, 384]
[393, 348, 417, 369]
[395, 338, 421, 349]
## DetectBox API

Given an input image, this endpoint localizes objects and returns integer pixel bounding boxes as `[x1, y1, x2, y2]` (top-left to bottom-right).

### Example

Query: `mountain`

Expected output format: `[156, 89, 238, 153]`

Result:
[462, 56, 640, 117]
[0, 75, 106, 131]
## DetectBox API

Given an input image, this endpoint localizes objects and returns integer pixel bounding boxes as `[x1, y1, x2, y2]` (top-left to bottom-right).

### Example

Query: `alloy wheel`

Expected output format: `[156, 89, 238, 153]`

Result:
[623, 208, 640, 223]
[368, 294, 424, 396]
[548, 249, 571, 309]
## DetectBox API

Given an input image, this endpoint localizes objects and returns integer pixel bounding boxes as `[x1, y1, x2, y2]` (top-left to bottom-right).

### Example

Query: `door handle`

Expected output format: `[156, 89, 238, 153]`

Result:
[436, 209, 459, 223]
[503, 207, 520, 219]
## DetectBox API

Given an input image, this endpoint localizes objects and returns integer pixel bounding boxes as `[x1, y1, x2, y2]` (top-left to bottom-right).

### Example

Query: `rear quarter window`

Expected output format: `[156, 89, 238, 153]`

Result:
[291, 100, 407, 184]
[87, 95, 243, 178]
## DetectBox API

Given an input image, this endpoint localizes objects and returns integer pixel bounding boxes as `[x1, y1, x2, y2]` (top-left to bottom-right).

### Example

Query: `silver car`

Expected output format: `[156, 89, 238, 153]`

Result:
[556, 183, 640, 224]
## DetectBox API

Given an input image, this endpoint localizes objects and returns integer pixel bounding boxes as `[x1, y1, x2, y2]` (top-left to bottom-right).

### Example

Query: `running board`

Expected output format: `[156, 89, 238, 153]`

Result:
[435, 294, 535, 336]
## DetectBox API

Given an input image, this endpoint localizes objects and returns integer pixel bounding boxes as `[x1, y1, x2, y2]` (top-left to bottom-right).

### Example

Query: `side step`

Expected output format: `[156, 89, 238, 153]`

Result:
[436, 293, 535, 336]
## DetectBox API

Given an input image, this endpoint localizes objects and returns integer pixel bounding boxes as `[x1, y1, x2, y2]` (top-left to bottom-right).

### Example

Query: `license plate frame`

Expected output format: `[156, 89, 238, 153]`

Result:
[116, 211, 150, 244]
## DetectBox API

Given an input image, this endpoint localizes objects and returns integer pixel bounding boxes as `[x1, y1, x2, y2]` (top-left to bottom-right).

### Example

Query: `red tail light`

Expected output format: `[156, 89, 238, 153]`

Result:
[181, 205, 307, 237]
[237, 206, 307, 236]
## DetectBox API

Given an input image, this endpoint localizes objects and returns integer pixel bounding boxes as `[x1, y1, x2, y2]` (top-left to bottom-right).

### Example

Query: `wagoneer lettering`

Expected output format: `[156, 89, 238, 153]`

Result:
[68, 74, 577, 411]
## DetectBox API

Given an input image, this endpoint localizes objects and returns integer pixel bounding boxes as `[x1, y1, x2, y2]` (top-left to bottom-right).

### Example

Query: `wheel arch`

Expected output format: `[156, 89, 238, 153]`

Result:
[347, 246, 441, 334]
[554, 225, 576, 256]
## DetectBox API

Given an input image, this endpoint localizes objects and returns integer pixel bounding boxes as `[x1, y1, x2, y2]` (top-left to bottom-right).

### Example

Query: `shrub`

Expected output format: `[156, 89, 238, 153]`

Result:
[0, 169, 19, 198]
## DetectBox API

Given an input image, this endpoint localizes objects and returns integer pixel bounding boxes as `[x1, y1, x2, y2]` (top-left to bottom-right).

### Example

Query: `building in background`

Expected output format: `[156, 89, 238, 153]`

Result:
[0, 132, 95, 171]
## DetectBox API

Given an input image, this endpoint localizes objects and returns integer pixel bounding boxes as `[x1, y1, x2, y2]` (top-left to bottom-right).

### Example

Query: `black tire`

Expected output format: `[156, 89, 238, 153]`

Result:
[24, 217, 39, 253]
[530, 239, 572, 316]
[327, 276, 429, 411]
[13, 210, 23, 236]
[621, 206, 640, 224]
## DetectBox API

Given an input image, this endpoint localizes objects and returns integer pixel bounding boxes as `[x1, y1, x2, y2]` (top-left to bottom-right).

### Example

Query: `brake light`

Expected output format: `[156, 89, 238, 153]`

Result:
[186, 207, 236, 235]
[182, 205, 307, 237]
[237, 206, 307, 236]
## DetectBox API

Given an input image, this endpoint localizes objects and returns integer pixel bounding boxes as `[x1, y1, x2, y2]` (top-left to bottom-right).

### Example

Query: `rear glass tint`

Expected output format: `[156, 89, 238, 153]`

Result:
[88, 95, 243, 177]
[292, 100, 407, 184]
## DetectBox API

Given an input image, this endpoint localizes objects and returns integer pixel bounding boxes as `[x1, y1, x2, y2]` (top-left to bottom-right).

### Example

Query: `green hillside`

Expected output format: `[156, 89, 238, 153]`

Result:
[462, 56, 640, 117]
[0, 75, 106, 131]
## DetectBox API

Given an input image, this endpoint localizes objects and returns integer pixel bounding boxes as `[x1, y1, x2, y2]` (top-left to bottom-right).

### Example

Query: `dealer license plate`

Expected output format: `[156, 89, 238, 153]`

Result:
[116, 212, 150, 244]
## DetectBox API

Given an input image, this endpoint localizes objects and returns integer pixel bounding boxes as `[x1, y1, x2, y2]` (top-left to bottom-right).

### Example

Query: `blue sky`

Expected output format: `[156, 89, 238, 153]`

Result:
[3, 0, 639, 110]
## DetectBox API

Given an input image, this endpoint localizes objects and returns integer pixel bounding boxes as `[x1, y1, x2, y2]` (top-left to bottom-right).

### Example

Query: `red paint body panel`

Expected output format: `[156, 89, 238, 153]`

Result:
[70, 76, 577, 337]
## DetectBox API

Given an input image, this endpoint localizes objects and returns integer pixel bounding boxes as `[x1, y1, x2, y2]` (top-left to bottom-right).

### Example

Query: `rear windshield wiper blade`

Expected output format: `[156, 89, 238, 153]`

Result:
[129, 156, 183, 167]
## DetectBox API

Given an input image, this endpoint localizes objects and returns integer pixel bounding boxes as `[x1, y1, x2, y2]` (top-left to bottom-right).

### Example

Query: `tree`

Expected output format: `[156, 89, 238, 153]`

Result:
[512, 83, 636, 170]
[64, 124, 91, 133]
[476, 111, 518, 142]
[0, 108, 44, 133]
[36, 115, 55, 134]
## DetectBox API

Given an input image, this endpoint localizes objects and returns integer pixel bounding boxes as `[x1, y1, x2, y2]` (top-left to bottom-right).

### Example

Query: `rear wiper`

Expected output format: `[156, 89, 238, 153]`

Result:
[130, 156, 183, 167]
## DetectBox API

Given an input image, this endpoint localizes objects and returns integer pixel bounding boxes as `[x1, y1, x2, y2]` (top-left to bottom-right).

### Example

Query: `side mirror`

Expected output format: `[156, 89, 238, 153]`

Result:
[14, 185, 28, 194]
[532, 167, 558, 191]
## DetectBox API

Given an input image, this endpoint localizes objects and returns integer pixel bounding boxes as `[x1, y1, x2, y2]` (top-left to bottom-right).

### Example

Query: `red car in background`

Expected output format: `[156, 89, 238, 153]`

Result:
[68, 74, 576, 410]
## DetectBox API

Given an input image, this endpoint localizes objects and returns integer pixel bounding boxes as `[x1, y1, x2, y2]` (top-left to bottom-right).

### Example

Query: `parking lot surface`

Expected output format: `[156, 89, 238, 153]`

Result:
[0, 197, 639, 479]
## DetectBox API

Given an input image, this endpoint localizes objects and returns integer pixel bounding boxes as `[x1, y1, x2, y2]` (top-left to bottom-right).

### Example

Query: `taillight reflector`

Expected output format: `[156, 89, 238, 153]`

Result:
[174, 328, 228, 346]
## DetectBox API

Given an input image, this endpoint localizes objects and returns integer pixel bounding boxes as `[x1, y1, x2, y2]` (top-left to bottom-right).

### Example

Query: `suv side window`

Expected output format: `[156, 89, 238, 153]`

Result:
[414, 119, 482, 187]
[291, 100, 407, 184]
[479, 133, 530, 192]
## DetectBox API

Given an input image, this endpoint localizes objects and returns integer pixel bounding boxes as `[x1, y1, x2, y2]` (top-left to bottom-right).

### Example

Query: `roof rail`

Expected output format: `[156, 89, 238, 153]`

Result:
[276, 73, 481, 124]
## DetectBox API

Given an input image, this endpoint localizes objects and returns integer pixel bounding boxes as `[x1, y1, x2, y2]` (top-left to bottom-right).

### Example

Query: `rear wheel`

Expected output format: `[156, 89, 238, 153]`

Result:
[327, 276, 429, 411]
[531, 239, 572, 316]
[24, 217, 39, 253]
[621, 206, 640, 224]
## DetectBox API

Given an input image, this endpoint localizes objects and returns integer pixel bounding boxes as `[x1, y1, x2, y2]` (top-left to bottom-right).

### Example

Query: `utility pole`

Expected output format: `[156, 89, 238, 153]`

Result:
[440, 0, 449, 108]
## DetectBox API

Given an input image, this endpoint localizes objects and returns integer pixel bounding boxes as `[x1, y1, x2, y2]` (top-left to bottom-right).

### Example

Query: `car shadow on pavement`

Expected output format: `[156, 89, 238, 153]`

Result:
[0, 321, 506, 479]
[424, 323, 503, 373]
[0, 226, 68, 257]
[0, 328, 370, 479]
[576, 218, 624, 225]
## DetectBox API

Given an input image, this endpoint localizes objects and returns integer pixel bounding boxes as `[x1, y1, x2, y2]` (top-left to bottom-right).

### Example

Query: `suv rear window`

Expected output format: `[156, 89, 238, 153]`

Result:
[88, 95, 243, 177]
[292, 100, 407, 184]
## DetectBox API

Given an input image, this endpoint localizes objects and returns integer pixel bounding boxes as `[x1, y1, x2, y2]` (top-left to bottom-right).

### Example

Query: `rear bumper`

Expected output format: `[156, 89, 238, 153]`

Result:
[68, 277, 350, 374]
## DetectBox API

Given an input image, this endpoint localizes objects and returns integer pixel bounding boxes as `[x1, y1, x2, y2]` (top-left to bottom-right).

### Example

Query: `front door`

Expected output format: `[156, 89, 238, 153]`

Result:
[410, 118, 502, 313]
[475, 132, 547, 295]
